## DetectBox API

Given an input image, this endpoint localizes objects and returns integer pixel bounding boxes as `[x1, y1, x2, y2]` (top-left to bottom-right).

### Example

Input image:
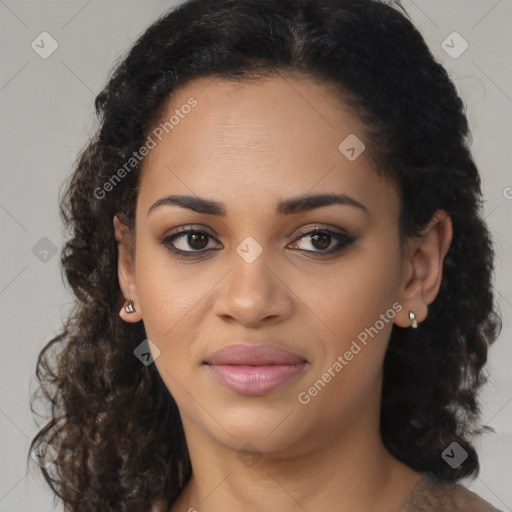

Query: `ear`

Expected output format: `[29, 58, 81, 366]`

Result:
[394, 209, 453, 328]
[113, 214, 142, 322]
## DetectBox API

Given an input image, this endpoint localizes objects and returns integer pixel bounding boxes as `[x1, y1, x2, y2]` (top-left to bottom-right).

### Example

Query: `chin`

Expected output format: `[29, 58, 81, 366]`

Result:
[202, 404, 311, 453]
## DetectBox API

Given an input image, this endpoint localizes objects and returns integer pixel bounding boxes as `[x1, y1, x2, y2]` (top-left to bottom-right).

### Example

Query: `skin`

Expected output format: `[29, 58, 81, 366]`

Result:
[114, 74, 453, 512]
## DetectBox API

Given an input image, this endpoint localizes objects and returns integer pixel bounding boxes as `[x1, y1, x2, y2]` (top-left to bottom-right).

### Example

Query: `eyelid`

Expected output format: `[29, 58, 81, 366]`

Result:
[159, 225, 222, 255]
[160, 223, 356, 257]
[290, 227, 356, 254]
[293, 224, 353, 239]
[163, 224, 221, 243]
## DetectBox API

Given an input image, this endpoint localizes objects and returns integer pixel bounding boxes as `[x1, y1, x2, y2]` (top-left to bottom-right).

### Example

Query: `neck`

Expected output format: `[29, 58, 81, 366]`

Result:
[170, 389, 420, 512]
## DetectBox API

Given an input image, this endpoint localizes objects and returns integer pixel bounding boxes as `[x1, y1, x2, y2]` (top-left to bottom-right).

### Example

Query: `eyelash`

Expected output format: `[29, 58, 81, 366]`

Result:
[160, 225, 356, 260]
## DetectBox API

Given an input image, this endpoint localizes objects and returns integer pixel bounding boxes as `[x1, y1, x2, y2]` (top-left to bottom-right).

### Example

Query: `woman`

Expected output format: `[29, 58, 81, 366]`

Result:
[30, 0, 503, 510]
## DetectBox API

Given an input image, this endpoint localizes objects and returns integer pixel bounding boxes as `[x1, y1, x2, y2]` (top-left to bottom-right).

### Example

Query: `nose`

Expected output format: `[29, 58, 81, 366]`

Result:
[213, 250, 294, 328]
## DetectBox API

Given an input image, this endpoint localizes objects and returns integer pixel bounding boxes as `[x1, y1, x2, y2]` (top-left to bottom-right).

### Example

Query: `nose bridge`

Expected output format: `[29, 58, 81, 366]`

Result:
[214, 236, 292, 325]
[230, 238, 274, 303]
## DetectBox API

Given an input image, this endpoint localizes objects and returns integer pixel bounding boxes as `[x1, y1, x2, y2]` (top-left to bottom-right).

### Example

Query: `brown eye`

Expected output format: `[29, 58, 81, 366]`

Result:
[161, 225, 356, 259]
[162, 227, 220, 256]
[290, 228, 356, 254]
[309, 232, 331, 250]
[187, 232, 209, 250]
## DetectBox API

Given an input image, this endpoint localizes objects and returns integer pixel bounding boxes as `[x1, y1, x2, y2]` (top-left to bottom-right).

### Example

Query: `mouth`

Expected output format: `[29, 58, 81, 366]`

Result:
[202, 343, 308, 396]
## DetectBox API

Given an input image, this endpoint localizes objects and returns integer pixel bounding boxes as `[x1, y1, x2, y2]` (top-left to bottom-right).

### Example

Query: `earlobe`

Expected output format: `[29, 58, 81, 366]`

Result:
[119, 298, 142, 323]
[119, 300, 142, 323]
[113, 215, 142, 322]
[395, 209, 453, 328]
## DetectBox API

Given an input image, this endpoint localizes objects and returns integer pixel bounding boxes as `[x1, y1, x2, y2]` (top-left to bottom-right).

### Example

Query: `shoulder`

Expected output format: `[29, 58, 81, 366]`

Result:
[400, 473, 504, 512]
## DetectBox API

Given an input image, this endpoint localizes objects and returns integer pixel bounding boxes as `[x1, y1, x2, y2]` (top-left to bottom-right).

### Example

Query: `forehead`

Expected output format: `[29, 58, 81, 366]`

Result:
[146, 74, 364, 164]
[136, 74, 398, 219]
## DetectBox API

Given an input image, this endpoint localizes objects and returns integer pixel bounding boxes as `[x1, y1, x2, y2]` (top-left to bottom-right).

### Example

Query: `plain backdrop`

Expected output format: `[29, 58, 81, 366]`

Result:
[0, 1, 511, 510]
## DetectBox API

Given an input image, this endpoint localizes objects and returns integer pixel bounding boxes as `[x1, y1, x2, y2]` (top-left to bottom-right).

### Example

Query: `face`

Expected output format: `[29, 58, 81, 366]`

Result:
[116, 74, 416, 458]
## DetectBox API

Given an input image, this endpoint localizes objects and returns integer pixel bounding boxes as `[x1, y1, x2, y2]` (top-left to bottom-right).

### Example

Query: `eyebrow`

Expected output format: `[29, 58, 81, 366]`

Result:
[147, 193, 368, 217]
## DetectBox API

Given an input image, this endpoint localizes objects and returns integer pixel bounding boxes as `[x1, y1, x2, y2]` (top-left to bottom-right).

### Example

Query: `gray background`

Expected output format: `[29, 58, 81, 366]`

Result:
[0, 0, 511, 510]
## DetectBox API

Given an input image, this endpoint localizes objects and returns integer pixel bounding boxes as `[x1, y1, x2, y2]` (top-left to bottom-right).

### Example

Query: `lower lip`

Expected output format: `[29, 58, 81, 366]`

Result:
[206, 363, 307, 396]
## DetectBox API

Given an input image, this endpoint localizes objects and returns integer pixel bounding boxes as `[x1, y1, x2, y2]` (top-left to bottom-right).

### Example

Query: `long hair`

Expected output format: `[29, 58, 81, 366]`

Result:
[30, 0, 502, 510]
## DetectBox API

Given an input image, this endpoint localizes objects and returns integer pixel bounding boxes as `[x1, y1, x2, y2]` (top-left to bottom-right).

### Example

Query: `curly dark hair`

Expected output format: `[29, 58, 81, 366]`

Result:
[30, 0, 502, 510]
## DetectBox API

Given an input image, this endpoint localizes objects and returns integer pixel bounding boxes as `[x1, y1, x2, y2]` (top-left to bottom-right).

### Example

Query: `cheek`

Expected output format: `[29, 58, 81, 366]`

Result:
[297, 241, 401, 346]
[134, 241, 202, 338]
[292, 239, 402, 413]
[135, 264, 198, 397]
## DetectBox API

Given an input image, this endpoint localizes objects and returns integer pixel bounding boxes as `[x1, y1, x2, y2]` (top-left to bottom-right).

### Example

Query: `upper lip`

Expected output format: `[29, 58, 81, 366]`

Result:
[203, 343, 307, 366]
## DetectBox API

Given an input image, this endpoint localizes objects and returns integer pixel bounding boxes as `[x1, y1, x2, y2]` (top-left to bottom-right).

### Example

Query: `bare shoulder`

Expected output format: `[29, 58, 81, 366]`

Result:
[400, 473, 504, 512]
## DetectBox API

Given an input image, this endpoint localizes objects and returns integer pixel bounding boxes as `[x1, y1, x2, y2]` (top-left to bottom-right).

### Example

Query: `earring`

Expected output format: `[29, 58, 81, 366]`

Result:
[408, 311, 418, 329]
[124, 299, 135, 314]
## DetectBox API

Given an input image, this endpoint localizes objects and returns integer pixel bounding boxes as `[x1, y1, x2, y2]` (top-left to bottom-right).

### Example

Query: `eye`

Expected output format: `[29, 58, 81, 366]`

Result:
[160, 225, 356, 259]
[289, 227, 356, 254]
[161, 226, 220, 256]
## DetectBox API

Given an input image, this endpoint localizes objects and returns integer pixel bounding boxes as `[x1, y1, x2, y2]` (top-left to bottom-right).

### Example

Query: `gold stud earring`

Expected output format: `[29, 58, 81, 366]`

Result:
[124, 299, 135, 314]
[408, 311, 418, 329]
